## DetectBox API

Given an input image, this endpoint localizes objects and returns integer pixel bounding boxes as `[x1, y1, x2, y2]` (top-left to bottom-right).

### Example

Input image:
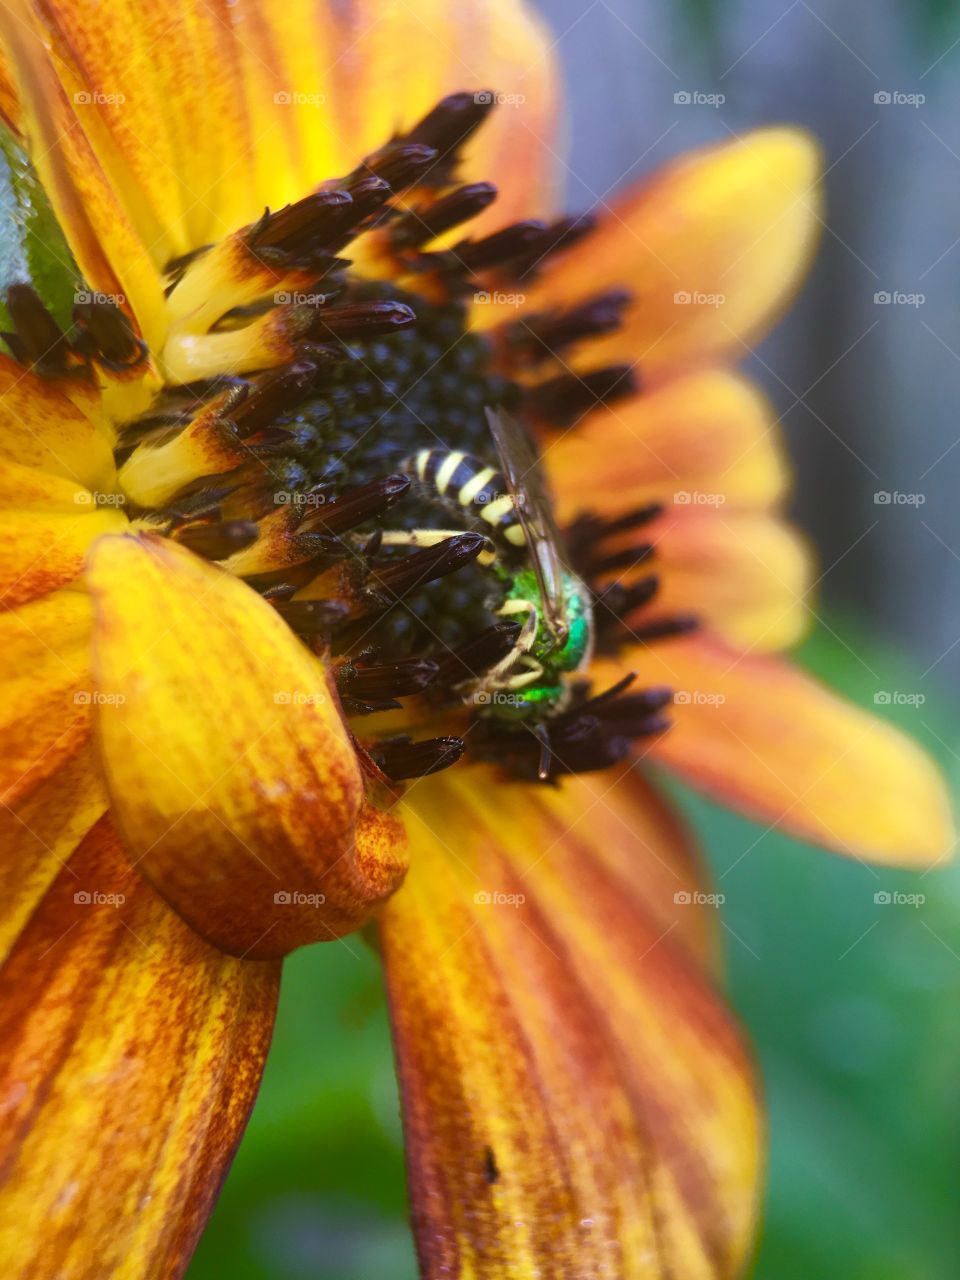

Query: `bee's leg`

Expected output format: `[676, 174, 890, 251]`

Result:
[499, 657, 544, 691]
[496, 597, 538, 654]
[378, 528, 496, 566]
[462, 599, 540, 701]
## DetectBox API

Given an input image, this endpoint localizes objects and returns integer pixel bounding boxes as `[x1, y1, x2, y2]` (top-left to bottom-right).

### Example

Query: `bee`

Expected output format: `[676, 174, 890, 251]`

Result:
[386, 407, 594, 726]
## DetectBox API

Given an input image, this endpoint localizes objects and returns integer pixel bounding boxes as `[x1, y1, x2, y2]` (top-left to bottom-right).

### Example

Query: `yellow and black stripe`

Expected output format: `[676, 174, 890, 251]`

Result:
[404, 449, 527, 548]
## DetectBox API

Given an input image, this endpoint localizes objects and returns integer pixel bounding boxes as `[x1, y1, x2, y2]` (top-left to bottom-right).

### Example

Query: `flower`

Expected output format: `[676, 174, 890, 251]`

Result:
[0, 0, 953, 1277]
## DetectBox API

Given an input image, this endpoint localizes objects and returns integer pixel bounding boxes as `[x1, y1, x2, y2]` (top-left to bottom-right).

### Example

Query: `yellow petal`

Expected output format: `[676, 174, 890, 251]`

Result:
[0, 816, 280, 1280]
[606, 635, 955, 866]
[87, 533, 406, 958]
[528, 128, 823, 381]
[0, 354, 115, 491]
[1, 0, 559, 346]
[0, 459, 127, 609]
[548, 371, 790, 525]
[381, 767, 759, 1277]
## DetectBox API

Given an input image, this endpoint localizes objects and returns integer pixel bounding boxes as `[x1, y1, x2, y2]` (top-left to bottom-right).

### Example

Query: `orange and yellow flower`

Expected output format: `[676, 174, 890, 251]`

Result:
[0, 1, 953, 1277]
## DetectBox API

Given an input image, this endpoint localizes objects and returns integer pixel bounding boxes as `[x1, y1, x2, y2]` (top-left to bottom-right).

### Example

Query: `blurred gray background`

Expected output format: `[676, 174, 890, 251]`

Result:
[534, 0, 960, 688]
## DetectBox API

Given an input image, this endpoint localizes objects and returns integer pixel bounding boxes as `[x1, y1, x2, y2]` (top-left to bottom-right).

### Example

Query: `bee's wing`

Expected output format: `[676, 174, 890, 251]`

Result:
[485, 406, 569, 642]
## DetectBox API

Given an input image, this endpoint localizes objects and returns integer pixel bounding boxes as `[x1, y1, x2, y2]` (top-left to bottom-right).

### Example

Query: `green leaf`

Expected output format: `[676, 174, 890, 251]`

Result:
[0, 127, 79, 330]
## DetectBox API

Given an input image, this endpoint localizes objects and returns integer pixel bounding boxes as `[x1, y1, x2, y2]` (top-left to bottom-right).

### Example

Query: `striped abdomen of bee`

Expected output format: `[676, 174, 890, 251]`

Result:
[401, 449, 527, 551]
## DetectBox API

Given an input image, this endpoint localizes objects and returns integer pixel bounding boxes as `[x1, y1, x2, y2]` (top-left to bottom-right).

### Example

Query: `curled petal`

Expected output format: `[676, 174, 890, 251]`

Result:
[526, 128, 823, 380]
[608, 635, 955, 866]
[382, 768, 759, 1277]
[0, 817, 280, 1280]
[87, 533, 406, 958]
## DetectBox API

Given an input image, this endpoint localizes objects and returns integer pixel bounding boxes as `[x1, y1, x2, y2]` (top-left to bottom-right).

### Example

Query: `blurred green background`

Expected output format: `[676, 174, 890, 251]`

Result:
[188, 623, 960, 1280]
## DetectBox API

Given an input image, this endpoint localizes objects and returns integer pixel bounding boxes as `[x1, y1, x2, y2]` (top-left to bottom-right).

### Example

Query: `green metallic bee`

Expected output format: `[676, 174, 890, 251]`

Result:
[390, 407, 594, 724]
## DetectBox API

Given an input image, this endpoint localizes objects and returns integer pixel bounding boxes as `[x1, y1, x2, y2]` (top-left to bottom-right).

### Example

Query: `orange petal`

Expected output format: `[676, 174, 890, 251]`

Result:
[548, 371, 790, 525]
[381, 767, 759, 1277]
[621, 510, 812, 653]
[0, 354, 115, 491]
[0, 816, 280, 1280]
[0, 748, 106, 966]
[87, 533, 406, 958]
[610, 634, 955, 866]
[1, 0, 558, 347]
[1, 586, 94, 807]
[528, 128, 822, 381]
[0, 459, 127, 609]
